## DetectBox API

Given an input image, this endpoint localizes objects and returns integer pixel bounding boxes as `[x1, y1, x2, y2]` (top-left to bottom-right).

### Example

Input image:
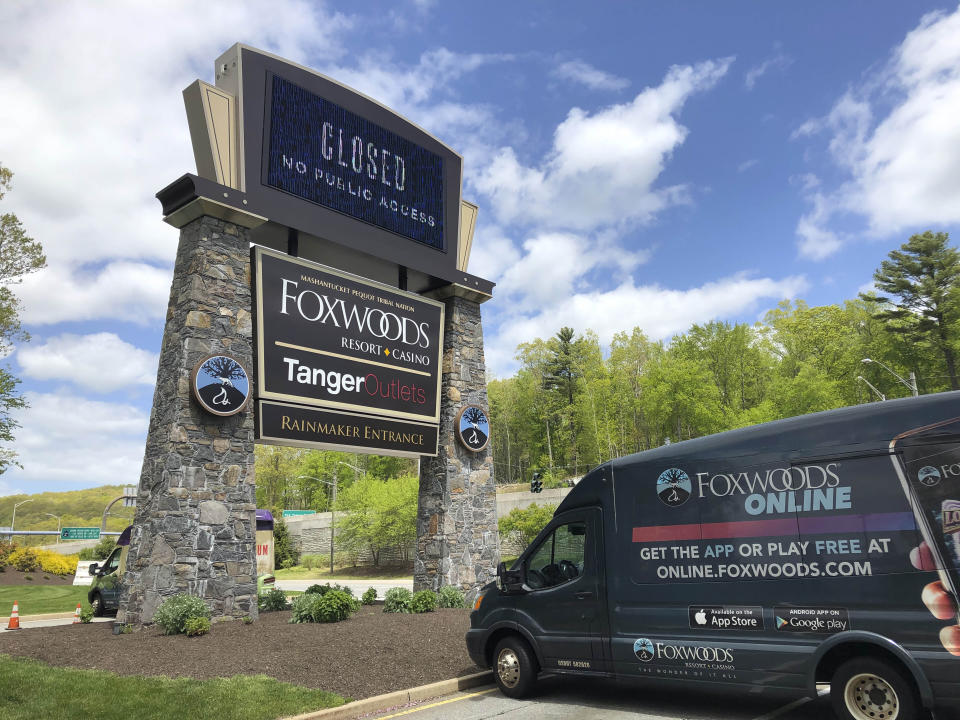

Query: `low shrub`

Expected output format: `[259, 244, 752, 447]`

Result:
[258, 587, 288, 612]
[289, 593, 323, 624]
[300, 554, 325, 570]
[23, 574, 33, 581]
[153, 594, 211, 635]
[37, 549, 78, 576]
[383, 587, 413, 613]
[9, 547, 40, 572]
[0, 539, 16, 566]
[361, 587, 377, 605]
[79, 607, 94, 624]
[437, 586, 466, 609]
[311, 590, 353, 623]
[305, 583, 354, 597]
[410, 590, 437, 614]
[184, 616, 211, 637]
[77, 537, 116, 561]
[242, 616, 254, 625]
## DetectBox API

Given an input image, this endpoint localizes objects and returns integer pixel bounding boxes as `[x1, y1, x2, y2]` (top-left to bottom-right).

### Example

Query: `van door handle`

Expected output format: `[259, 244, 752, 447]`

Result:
[574, 591, 594, 600]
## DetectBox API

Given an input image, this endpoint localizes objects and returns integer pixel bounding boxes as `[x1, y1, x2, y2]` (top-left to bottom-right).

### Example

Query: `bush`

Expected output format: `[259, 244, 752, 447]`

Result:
[258, 586, 288, 612]
[184, 616, 211, 637]
[0, 539, 16, 566]
[78, 537, 116, 561]
[437, 586, 466, 609]
[79, 607, 94, 624]
[498, 503, 557, 549]
[289, 593, 323, 624]
[273, 518, 299, 569]
[153, 594, 211, 635]
[9, 547, 39, 572]
[242, 616, 254, 625]
[37, 550, 78, 576]
[300, 554, 325, 570]
[383, 587, 412, 613]
[410, 590, 437, 613]
[361, 587, 377, 605]
[311, 590, 353, 623]
[305, 583, 354, 597]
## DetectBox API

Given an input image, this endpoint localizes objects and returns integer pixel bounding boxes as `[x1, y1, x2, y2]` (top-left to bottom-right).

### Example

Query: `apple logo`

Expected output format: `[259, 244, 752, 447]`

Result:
[695, 609, 707, 625]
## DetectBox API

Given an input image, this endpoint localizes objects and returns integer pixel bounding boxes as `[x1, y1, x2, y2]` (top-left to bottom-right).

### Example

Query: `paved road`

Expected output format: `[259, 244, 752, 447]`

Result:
[367, 677, 830, 720]
[274, 578, 411, 599]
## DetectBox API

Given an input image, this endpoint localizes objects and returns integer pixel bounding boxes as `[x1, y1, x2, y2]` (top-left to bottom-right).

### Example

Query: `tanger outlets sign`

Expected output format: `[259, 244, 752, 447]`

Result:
[267, 75, 444, 249]
[253, 246, 443, 456]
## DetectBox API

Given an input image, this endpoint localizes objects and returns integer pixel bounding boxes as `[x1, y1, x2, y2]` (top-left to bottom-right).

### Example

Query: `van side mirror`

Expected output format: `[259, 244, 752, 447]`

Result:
[497, 560, 526, 594]
[88, 563, 99, 576]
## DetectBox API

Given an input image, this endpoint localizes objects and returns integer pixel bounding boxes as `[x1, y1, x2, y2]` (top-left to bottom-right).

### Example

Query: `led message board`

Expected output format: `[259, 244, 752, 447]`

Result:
[253, 246, 443, 424]
[266, 75, 444, 249]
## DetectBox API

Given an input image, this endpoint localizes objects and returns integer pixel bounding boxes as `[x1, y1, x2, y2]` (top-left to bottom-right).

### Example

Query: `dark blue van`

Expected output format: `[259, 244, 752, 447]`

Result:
[467, 392, 960, 720]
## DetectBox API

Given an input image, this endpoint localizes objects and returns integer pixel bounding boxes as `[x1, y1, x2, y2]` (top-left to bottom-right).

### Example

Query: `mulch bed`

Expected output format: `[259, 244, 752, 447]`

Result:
[0, 568, 74, 586]
[0, 606, 482, 701]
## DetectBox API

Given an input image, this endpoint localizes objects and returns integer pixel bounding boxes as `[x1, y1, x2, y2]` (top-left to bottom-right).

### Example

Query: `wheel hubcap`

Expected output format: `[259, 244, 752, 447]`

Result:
[497, 648, 521, 688]
[844, 672, 899, 720]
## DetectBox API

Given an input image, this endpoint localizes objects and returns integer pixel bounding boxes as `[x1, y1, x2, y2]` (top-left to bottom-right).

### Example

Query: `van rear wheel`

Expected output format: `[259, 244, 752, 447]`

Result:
[493, 636, 538, 698]
[830, 657, 919, 720]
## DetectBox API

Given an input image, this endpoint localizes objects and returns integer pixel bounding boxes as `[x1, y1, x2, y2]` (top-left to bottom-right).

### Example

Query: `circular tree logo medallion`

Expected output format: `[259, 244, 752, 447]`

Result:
[634, 638, 655, 662]
[456, 405, 490, 452]
[917, 466, 941, 487]
[191, 355, 251, 417]
[656, 468, 691, 507]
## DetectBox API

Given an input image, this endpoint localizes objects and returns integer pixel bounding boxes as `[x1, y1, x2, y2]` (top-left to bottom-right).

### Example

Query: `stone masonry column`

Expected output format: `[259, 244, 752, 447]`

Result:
[118, 212, 257, 627]
[415, 293, 499, 603]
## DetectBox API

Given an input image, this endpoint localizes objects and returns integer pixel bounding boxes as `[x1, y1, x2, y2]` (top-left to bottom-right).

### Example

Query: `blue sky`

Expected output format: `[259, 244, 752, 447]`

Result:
[2, 1, 959, 495]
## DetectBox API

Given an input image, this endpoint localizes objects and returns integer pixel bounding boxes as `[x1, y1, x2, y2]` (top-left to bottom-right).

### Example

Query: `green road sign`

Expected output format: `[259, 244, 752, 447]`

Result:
[61, 527, 101, 540]
[281, 510, 316, 517]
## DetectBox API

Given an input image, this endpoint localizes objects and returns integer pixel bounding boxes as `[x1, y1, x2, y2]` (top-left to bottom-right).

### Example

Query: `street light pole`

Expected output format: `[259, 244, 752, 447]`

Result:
[856, 376, 886, 402]
[11, 499, 33, 531]
[297, 474, 337, 574]
[44, 513, 62, 544]
[861, 358, 919, 397]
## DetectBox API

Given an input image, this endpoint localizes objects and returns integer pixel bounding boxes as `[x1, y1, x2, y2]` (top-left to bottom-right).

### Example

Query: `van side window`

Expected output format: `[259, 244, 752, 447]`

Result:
[526, 522, 586, 589]
[104, 548, 121, 575]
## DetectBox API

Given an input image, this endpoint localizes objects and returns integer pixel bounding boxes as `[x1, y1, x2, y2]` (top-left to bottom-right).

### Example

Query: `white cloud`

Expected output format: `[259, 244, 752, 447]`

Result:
[475, 58, 733, 232]
[737, 158, 759, 173]
[796, 193, 843, 261]
[744, 52, 792, 90]
[18, 333, 159, 393]
[16, 261, 171, 326]
[3, 392, 148, 489]
[0, 0, 352, 323]
[485, 272, 807, 376]
[793, 6, 960, 257]
[552, 60, 630, 91]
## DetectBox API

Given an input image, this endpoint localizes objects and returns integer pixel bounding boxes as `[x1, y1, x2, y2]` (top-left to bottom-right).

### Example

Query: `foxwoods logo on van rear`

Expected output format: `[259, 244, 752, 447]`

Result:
[656, 463, 854, 516]
[634, 637, 735, 668]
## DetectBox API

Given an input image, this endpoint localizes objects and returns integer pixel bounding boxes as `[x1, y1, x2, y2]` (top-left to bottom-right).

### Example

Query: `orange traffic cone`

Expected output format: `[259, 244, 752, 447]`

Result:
[6, 600, 20, 630]
[72, 603, 81, 624]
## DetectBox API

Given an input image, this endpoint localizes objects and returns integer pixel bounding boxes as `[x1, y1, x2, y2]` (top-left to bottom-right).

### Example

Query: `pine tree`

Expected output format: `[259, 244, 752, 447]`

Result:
[862, 231, 960, 391]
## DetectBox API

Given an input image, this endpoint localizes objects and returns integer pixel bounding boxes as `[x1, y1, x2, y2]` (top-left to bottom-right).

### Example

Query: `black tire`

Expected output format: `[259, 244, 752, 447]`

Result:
[91, 592, 104, 618]
[493, 635, 538, 699]
[830, 656, 920, 720]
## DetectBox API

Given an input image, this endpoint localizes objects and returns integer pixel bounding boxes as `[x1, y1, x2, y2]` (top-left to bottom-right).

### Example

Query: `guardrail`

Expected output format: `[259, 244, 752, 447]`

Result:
[1, 530, 121, 537]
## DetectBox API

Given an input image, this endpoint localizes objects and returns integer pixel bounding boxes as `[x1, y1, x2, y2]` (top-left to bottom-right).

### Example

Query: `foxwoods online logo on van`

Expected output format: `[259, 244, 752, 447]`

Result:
[657, 468, 691, 507]
[634, 637, 735, 669]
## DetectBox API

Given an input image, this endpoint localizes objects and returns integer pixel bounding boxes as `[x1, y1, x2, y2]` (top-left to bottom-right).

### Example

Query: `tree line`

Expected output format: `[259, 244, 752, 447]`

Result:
[488, 232, 960, 486]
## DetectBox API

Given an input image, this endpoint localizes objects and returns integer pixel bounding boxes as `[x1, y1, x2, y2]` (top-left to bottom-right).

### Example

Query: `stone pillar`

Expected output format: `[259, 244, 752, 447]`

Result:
[118, 213, 257, 627]
[415, 294, 499, 602]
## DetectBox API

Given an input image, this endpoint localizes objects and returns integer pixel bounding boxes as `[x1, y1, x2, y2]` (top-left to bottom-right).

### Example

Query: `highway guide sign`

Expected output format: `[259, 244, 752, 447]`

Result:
[61, 527, 101, 541]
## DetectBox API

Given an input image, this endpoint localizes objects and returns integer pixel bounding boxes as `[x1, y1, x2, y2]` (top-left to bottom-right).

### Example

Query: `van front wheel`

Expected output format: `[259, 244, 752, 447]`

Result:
[493, 636, 538, 698]
[830, 657, 919, 720]
[91, 592, 104, 617]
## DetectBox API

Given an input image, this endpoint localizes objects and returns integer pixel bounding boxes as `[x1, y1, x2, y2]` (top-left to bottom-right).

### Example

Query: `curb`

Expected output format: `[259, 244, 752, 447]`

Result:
[1, 612, 77, 622]
[280, 671, 494, 720]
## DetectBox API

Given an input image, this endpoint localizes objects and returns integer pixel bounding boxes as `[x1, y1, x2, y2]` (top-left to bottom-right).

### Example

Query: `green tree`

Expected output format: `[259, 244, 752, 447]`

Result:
[0, 163, 46, 474]
[498, 503, 557, 550]
[863, 231, 960, 390]
[272, 517, 299, 569]
[335, 474, 418, 566]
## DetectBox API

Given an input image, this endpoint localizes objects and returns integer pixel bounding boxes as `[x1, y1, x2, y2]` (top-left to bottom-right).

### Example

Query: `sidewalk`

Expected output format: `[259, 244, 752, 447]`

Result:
[1, 613, 113, 630]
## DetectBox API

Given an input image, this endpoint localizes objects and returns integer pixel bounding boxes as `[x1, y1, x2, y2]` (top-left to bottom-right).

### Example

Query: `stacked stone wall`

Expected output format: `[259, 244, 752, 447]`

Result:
[118, 215, 257, 626]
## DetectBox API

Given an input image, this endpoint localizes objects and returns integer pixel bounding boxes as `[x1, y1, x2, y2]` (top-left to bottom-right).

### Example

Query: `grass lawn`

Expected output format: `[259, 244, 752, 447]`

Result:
[0, 585, 90, 616]
[275, 565, 412, 581]
[0, 655, 347, 720]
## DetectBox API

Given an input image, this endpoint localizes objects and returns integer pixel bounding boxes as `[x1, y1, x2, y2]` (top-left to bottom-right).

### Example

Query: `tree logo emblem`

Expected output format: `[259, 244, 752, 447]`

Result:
[455, 405, 490, 452]
[191, 354, 251, 417]
[634, 638, 655, 662]
[657, 468, 691, 507]
[917, 466, 941, 487]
